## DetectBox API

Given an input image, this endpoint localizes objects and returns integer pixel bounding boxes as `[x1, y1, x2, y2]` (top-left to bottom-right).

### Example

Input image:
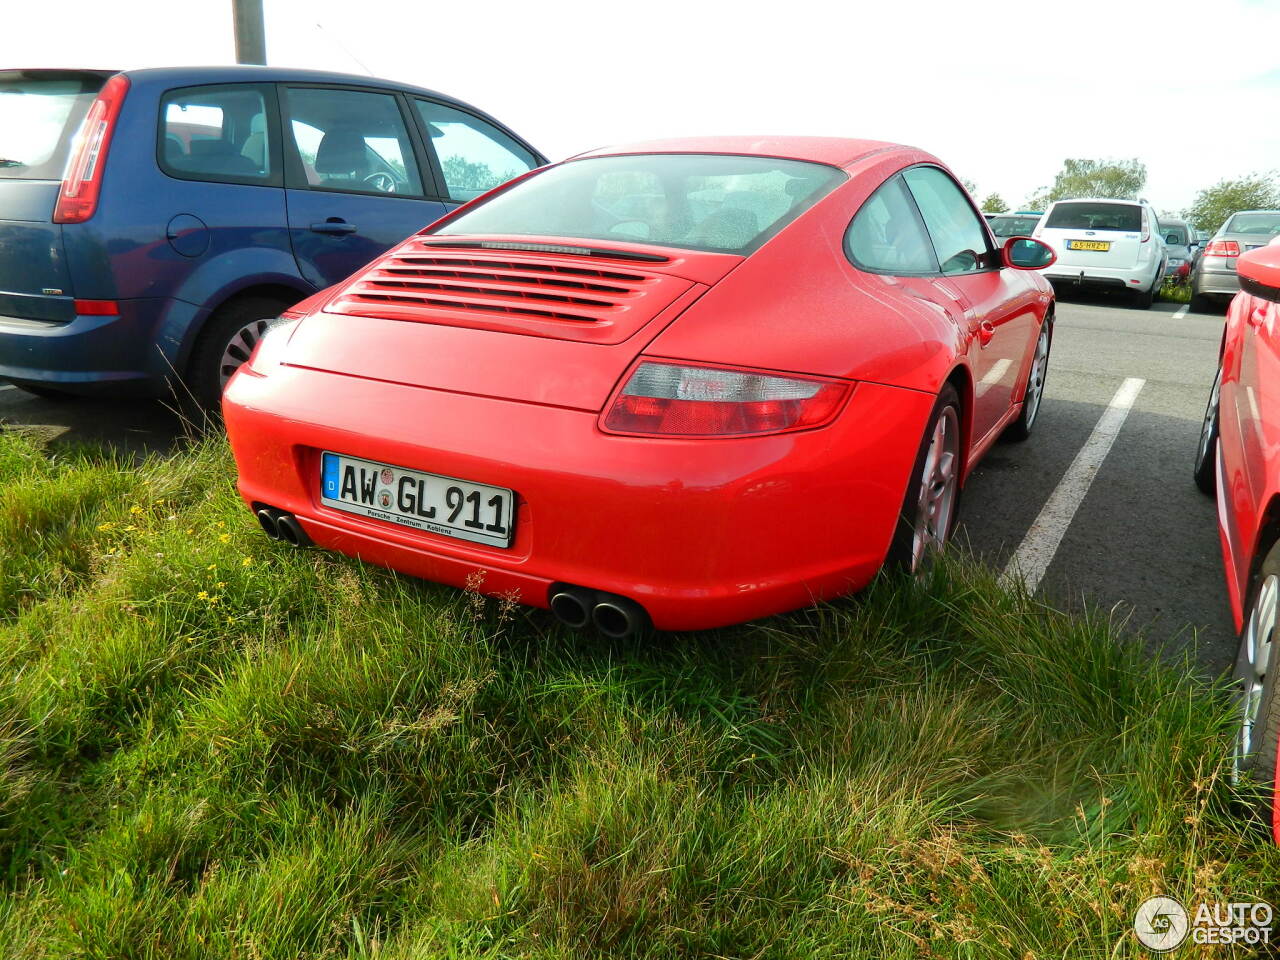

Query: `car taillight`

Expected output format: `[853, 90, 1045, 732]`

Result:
[53, 74, 129, 225]
[1205, 240, 1240, 257]
[601, 361, 849, 437]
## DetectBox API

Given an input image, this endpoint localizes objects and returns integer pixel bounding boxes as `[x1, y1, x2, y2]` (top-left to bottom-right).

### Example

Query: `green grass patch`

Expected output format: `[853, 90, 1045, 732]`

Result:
[0, 427, 1275, 958]
[1159, 280, 1192, 304]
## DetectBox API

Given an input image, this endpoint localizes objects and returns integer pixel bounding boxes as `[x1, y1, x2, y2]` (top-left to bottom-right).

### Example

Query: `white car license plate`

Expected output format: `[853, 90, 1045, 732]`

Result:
[320, 452, 514, 548]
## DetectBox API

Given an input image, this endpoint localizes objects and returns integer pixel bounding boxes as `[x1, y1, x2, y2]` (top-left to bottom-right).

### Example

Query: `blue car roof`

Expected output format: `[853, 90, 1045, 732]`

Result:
[112, 65, 545, 163]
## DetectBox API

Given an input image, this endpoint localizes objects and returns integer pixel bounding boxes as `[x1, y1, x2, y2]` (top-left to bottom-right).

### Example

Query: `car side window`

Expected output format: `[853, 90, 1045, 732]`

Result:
[282, 87, 423, 197]
[901, 166, 995, 275]
[414, 100, 538, 203]
[159, 85, 273, 184]
[845, 175, 939, 275]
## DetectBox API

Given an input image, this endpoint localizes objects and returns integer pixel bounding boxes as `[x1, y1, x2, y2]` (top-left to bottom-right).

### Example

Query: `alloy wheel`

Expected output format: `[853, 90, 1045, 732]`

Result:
[911, 406, 960, 572]
[1024, 325, 1050, 428]
[1234, 573, 1278, 783]
[218, 318, 273, 389]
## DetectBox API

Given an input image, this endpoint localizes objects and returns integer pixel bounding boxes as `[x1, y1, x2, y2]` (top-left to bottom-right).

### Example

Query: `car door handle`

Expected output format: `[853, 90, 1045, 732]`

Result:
[309, 219, 357, 235]
[1248, 306, 1267, 328]
[976, 320, 996, 346]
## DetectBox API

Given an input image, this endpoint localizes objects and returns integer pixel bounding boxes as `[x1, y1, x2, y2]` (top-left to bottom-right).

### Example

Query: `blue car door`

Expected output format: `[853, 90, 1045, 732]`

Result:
[279, 85, 447, 287]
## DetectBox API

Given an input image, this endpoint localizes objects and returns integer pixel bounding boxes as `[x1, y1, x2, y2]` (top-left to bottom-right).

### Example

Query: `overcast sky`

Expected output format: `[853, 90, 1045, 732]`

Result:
[12, 0, 1278, 213]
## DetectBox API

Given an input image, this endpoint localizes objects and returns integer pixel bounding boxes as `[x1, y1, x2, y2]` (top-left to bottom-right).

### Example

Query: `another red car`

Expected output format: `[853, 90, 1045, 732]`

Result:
[223, 138, 1057, 635]
[1195, 240, 1280, 839]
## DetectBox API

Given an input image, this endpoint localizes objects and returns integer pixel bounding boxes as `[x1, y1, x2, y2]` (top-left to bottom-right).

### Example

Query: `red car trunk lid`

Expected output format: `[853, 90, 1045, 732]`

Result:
[287, 237, 741, 410]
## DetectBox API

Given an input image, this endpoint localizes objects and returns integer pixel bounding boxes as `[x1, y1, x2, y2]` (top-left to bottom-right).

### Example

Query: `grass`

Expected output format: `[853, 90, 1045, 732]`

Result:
[1159, 280, 1193, 304]
[0, 428, 1276, 958]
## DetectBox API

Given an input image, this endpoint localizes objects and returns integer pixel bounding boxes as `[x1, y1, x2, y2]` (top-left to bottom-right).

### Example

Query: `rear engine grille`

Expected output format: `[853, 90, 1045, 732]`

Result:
[335, 246, 660, 325]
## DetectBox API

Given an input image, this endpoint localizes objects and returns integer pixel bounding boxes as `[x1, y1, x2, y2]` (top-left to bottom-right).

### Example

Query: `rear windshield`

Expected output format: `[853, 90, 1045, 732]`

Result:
[0, 72, 104, 180]
[1224, 212, 1280, 238]
[1044, 202, 1142, 232]
[1162, 224, 1188, 244]
[432, 153, 847, 254]
[988, 215, 1041, 237]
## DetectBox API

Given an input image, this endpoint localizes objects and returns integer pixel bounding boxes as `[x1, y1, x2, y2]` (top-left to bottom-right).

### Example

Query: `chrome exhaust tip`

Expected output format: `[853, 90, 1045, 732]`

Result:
[256, 508, 282, 541]
[592, 598, 647, 640]
[275, 514, 309, 548]
[549, 589, 592, 629]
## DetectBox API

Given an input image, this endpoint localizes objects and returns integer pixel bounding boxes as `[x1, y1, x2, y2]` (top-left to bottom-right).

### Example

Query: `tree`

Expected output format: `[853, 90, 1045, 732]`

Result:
[980, 193, 1009, 213]
[960, 178, 977, 196]
[1183, 173, 1280, 235]
[1024, 158, 1147, 211]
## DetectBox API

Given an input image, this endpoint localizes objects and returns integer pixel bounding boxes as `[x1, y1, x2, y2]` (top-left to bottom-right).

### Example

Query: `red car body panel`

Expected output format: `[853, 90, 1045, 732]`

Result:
[1208, 245, 1280, 844]
[224, 137, 1054, 630]
[1216, 287, 1280, 632]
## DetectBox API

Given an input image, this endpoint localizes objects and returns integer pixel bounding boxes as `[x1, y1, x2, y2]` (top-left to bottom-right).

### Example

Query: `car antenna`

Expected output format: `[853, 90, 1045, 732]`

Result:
[313, 20, 374, 76]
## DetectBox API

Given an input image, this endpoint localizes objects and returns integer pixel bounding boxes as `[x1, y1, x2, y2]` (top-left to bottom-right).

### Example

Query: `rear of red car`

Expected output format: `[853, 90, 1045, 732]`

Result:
[225, 237, 931, 631]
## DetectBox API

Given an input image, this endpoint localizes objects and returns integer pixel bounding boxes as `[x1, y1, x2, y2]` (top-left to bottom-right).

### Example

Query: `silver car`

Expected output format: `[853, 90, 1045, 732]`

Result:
[1158, 217, 1196, 278]
[1191, 209, 1280, 310]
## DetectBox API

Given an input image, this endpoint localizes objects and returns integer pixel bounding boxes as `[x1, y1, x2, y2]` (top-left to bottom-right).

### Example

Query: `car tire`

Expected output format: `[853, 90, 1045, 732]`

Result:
[886, 383, 963, 574]
[186, 296, 291, 416]
[1193, 365, 1221, 496]
[1190, 293, 1215, 314]
[1004, 318, 1052, 443]
[1131, 279, 1156, 309]
[1232, 541, 1280, 837]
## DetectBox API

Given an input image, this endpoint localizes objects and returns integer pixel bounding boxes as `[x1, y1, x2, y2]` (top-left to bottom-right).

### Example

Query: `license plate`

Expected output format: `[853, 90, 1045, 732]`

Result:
[1067, 239, 1111, 251]
[320, 452, 514, 548]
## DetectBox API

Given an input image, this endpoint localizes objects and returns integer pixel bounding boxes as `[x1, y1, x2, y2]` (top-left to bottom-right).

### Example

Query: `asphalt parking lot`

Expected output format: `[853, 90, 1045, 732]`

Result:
[961, 294, 1231, 672]
[0, 294, 1234, 671]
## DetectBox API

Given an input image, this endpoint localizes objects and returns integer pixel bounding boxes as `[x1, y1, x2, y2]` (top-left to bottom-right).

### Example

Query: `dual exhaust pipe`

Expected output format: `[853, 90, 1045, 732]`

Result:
[255, 505, 311, 548]
[252, 510, 645, 638]
[549, 584, 650, 640]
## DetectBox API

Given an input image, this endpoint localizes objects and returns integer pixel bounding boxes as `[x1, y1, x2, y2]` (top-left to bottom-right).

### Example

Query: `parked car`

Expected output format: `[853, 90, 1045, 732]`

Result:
[1193, 238, 1280, 842]
[1191, 210, 1280, 313]
[0, 66, 544, 409]
[1158, 216, 1197, 279]
[224, 137, 1058, 635]
[988, 212, 1042, 238]
[1032, 198, 1167, 308]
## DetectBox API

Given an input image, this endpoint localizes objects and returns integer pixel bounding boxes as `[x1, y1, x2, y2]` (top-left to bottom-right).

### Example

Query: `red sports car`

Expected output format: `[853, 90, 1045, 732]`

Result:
[1195, 239, 1280, 839]
[223, 137, 1057, 635]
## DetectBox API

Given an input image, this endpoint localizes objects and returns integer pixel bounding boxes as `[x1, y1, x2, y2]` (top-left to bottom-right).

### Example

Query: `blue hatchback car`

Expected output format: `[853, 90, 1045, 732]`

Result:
[0, 66, 544, 409]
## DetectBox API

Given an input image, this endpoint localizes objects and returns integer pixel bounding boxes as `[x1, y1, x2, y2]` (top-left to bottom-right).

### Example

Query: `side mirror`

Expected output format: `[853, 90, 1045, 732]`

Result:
[1002, 236, 1056, 270]
[1237, 245, 1280, 304]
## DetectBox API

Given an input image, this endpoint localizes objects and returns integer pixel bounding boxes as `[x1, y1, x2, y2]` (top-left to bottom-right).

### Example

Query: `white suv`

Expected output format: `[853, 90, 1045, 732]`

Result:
[1033, 198, 1167, 308]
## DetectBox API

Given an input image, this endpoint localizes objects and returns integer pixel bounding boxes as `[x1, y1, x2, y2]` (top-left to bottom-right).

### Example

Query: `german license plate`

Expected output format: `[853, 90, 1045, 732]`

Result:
[320, 452, 514, 548]
[1067, 239, 1111, 251]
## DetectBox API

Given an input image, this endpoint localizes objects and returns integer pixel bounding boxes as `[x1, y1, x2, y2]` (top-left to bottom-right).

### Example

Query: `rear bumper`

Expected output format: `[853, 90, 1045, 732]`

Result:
[1194, 268, 1239, 297]
[223, 363, 935, 631]
[1043, 263, 1157, 291]
[0, 298, 174, 394]
[1042, 273, 1129, 292]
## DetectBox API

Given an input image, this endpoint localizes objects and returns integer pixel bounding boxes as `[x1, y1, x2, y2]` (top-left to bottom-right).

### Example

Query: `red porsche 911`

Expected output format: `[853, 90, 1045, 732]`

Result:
[1194, 239, 1280, 840]
[223, 137, 1057, 636]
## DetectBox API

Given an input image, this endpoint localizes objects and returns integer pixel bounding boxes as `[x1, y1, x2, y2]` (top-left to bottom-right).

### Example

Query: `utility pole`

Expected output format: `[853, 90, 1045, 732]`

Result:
[232, 0, 267, 65]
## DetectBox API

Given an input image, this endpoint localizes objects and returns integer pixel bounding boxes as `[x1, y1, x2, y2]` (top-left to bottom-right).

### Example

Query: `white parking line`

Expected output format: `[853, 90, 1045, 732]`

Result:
[1001, 377, 1146, 593]
[1171, 304, 1189, 319]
